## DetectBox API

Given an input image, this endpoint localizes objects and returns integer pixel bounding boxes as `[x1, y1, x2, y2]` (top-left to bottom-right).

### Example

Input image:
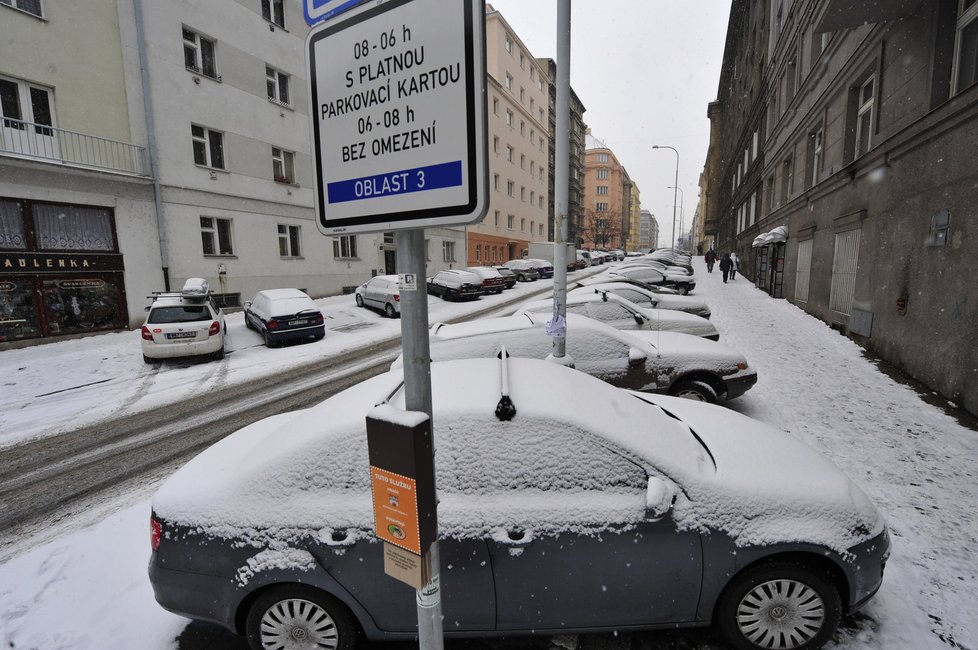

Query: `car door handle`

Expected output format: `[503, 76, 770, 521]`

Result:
[494, 528, 534, 547]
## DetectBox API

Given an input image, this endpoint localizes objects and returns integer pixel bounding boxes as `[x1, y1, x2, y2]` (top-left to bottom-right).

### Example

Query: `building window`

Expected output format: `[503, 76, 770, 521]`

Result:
[953, 0, 978, 94]
[597, 153, 609, 163]
[505, 73, 513, 91]
[596, 186, 609, 195]
[494, 210, 500, 227]
[520, 218, 526, 232]
[492, 97, 499, 115]
[493, 136, 499, 155]
[191, 124, 225, 169]
[0, 76, 55, 143]
[200, 216, 233, 255]
[520, 87, 525, 104]
[266, 66, 290, 105]
[278, 224, 301, 257]
[530, 190, 535, 204]
[538, 196, 544, 209]
[506, 145, 514, 162]
[539, 108, 545, 123]
[442, 240, 456, 262]
[261, 0, 285, 28]
[507, 214, 515, 229]
[506, 109, 514, 127]
[539, 224, 544, 237]
[520, 120, 526, 136]
[507, 180, 514, 197]
[596, 169, 609, 180]
[530, 160, 536, 175]
[807, 127, 823, 188]
[475, 244, 481, 261]
[520, 154, 526, 169]
[780, 156, 793, 203]
[493, 173, 499, 191]
[596, 203, 608, 212]
[751, 130, 759, 161]
[272, 147, 294, 184]
[521, 186, 526, 201]
[183, 28, 218, 80]
[519, 52, 526, 69]
[766, 175, 775, 213]
[333, 235, 358, 259]
[505, 33, 513, 54]
[854, 76, 875, 157]
[829, 229, 861, 315]
[0, 0, 43, 17]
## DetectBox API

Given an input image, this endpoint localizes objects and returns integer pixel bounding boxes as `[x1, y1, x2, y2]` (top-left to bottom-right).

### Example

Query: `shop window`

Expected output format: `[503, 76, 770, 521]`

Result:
[34, 204, 115, 251]
[42, 277, 123, 335]
[201, 216, 233, 255]
[278, 224, 301, 257]
[0, 278, 41, 341]
[0, 199, 26, 249]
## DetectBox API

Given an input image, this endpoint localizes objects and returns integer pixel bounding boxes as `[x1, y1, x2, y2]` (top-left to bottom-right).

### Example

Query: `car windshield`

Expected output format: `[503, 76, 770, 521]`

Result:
[147, 305, 211, 324]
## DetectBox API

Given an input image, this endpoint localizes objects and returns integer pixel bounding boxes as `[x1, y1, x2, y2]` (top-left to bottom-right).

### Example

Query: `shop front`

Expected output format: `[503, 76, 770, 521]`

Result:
[752, 225, 788, 299]
[1, 198, 129, 342]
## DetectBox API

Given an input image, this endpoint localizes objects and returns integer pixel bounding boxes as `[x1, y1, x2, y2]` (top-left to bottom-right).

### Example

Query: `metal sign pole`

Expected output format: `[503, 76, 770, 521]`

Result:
[396, 228, 444, 650]
[552, 0, 572, 358]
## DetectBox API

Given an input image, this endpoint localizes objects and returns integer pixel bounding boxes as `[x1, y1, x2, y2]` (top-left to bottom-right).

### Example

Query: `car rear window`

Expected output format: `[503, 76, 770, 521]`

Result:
[147, 305, 211, 323]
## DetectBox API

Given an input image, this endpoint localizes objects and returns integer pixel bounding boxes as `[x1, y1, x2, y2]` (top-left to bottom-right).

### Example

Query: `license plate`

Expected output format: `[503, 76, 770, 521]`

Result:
[166, 331, 196, 339]
[288, 319, 310, 326]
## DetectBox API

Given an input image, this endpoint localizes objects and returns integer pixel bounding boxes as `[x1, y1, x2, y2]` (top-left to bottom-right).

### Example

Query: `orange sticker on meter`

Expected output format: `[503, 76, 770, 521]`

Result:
[370, 466, 421, 554]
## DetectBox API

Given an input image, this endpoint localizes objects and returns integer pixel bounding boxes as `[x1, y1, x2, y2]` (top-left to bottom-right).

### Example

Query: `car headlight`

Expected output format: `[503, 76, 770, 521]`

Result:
[736, 361, 748, 370]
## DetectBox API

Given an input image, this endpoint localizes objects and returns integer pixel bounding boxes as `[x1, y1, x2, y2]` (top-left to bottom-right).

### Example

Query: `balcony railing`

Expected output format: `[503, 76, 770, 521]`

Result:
[0, 117, 150, 177]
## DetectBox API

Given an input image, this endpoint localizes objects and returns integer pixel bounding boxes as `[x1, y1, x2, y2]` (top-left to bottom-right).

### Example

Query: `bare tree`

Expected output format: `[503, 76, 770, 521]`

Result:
[581, 209, 621, 249]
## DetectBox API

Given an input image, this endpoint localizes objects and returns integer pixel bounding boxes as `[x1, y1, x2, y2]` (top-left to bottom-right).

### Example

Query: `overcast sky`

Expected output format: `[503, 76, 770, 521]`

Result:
[487, 1, 732, 248]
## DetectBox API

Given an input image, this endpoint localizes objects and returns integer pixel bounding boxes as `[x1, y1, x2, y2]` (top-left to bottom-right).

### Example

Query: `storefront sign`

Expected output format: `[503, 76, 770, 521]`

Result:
[57, 279, 106, 290]
[0, 252, 125, 274]
[0, 282, 15, 292]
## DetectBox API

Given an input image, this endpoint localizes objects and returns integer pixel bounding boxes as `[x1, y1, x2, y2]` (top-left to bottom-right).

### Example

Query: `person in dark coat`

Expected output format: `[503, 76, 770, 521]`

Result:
[719, 252, 733, 283]
[705, 249, 717, 272]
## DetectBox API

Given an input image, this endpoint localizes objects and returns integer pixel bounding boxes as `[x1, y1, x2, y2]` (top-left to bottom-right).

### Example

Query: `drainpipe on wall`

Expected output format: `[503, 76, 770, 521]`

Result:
[133, 0, 169, 291]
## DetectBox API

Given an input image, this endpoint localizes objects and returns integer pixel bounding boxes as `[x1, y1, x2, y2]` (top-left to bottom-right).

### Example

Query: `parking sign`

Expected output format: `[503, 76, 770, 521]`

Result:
[306, 0, 488, 235]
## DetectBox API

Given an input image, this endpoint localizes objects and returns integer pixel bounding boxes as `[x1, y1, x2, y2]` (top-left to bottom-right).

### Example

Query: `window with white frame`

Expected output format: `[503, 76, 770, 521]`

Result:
[278, 224, 301, 257]
[506, 145, 514, 162]
[520, 120, 526, 136]
[596, 186, 609, 195]
[493, 173, 499, 191]
[266, 66, 290, 105]
[507, 214, 514, 229]
[506, 109, 514, 127]
[953, 0, 978, 94]
[492, 136, 499, 155]
[442, 240, 456, 262]
[0, 0, 43, 17]
[505, 33, 513, 54]
[507, 180, 514, 196]
[0, 76, 55, 141]
[751, 130, 759, 161]
[530, 160, 536, 175]
[519, 52, 526, 69]
[596, 169, 609, 180]
[261, 0, 284, 28]
[183, 28, 218, 79]
[333, 235, 357, 259]
[809, 127, 823, 187]
[200, 216, 233, 255]
[272, 147, 294, 184]
[520, 218, 526, 231]
[492, 97, 499, 115]
[505, 73, 513, 91]
[596, 203, 608, 212]
[191, 124, 225, 169]
[597, 153, 609, 163]
[854, 76, 875, 157]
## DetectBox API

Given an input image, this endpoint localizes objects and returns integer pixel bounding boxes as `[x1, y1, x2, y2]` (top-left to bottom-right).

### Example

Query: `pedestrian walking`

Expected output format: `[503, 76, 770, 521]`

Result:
[730, 252, 739, 280]
[705, 249, 717, 273]
[719, 252, 733, 283]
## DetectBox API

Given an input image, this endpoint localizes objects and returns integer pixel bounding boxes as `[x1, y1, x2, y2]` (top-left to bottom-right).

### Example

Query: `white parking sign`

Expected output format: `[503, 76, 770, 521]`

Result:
[306, 0, 488, 235]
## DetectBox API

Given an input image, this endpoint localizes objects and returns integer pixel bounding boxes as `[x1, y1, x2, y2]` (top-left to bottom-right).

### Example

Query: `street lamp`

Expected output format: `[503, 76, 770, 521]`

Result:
[652, 145, 679, 249]
[667, 185, 684, 249]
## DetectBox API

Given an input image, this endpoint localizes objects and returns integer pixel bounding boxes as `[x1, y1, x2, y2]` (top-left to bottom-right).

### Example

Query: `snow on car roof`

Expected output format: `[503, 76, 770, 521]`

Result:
[153, 358, 879, 555]
[256, 288, 311, 300]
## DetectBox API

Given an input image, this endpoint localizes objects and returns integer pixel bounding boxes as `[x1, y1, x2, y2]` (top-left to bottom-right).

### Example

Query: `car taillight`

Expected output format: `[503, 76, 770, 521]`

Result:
[267, 319, 279, 329]
[141, 326, 153, 341]
[208, 321, 220, 336]
[394, 294, 400, 302]
[150, 517, 162, 551]
[737, 361, 748, 370]
[313, 313, 324, 324]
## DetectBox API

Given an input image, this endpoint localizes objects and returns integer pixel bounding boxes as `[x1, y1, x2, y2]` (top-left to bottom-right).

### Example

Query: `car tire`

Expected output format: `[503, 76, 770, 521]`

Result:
[670, 379, 718, 403]
[212, 345, 225, 361]
[518, 273, 527, 282]
[143, 354, 160, 365]
[245, 585, 358, 650]
[355, 294, 364, 308]
[715, 561, 842, 650]
[384, 303, 397, 318]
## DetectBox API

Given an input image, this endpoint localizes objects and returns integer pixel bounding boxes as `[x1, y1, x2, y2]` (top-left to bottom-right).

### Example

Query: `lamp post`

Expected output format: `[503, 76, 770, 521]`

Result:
[652, 145, 679, 249]
[667, 185, 684, 250]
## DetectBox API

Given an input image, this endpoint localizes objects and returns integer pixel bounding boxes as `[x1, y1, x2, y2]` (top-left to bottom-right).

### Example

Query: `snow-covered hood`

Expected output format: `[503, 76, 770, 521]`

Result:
[629, 330, 747, 367]
[637, 394, 886, 553]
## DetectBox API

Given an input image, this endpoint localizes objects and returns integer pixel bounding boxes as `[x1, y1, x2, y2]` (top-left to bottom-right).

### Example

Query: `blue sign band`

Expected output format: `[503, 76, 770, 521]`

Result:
[305, 0, 368, 26]
[327, 161, 463, 204]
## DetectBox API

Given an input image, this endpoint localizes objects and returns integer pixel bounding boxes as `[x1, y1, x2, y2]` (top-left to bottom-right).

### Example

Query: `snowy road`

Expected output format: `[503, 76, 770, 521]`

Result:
[1, 259, 976, 650]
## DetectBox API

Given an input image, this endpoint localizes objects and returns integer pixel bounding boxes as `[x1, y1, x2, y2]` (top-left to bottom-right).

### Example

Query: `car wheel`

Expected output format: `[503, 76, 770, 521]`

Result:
[212, 345, 226, 361]
[679, 285, 690, 295]
[518, 273, 527, 282]
[355, 294, 364, 308]
[143, 354, 160, 365]
[670, 379, 718, 403]
[245, 585, 358, 650]
[384, 303, 397, 318]
[716, 561, 842, 650]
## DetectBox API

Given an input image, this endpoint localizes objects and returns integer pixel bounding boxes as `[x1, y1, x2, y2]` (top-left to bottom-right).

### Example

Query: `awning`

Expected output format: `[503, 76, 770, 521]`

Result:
[752, 225, 788, 247]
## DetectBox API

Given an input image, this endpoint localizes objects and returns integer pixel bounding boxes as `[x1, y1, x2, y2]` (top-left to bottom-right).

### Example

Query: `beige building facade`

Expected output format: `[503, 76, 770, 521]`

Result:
[581, 134, 630, 250]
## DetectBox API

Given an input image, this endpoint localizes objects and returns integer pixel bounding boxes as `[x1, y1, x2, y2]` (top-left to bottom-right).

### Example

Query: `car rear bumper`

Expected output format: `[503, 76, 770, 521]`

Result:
[721, 369, 758, 400]
[141, 336, 223, 359]
[267, 324, 325, 341]
[149, 557, 240, 632]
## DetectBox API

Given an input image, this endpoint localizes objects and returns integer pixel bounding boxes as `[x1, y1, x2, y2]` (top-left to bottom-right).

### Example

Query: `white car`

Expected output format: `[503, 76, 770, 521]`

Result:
[570, 282, 711, 319]
[355, 275, 401, 317]
[515, 292, 719, 340]
[393, 311, 755, 402]
[140, 278, 226, 363]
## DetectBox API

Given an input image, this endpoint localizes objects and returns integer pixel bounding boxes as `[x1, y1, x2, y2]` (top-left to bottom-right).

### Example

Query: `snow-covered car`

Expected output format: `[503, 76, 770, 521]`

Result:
[149, 357, 887, 650]
[579, 275, 681, 295]
[140, 278, 226, 364]
[492, 265, 519, 289]
[426, 269, 483, 301]
[465, 266, 507, 294]
[355, 275, 401, 318]
[501, 259, 540, 282]
[570, 282, 712, 319]
[611, 266, 696, 295]
[515, 292, 719, 340]
[522, 258, 554, 279]
[244, 288, 324, 347]
[396, 312, 752, 402]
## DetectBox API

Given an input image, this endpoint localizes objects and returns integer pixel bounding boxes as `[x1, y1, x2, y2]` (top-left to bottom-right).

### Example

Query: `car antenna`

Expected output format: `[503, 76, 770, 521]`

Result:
[494, 345, 517, 421]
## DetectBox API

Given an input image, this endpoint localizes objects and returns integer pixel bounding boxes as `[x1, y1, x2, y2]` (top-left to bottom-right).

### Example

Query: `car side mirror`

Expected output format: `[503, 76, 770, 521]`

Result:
[646, 476, 675, 520]
[244, 301, 252, 309]
[634, 313, 646, 325]
[628, 347, 647, 366]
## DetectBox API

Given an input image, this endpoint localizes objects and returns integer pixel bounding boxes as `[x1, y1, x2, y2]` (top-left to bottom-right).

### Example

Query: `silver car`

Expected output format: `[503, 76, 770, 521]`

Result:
[355, 275, 401, 318]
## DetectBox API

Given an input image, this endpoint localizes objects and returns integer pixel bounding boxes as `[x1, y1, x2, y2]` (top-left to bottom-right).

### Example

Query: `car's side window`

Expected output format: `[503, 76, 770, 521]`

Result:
[589, 302, 635, 322]
[618, 288, 651, 305]
[565, 327, 630, 371]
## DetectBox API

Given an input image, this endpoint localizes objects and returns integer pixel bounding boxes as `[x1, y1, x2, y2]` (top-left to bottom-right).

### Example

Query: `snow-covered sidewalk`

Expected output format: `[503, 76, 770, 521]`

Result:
[0, 259, 976, 650]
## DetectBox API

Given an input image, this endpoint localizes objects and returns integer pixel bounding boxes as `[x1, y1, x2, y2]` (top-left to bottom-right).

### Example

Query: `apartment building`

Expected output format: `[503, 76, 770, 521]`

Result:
[638, 209, 659, 251]
[581, 133, 631, 250]
[469, 5, 550, 265]
[704, 0, 978, 414]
